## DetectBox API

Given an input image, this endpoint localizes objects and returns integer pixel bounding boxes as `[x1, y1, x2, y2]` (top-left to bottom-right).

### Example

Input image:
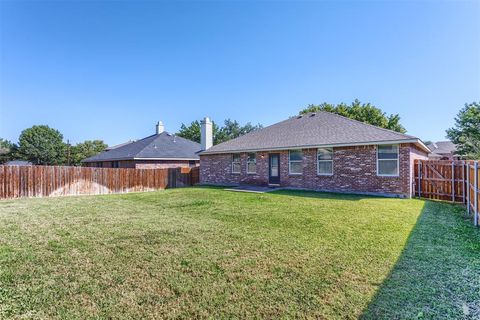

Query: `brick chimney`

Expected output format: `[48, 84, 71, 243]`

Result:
[201, 117, 213, 150]
[156, 121, 165, 134]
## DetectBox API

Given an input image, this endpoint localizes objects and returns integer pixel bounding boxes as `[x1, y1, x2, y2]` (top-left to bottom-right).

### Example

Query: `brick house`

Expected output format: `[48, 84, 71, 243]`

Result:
[199, 112, 430, 198]
[82, 121, 201, 169]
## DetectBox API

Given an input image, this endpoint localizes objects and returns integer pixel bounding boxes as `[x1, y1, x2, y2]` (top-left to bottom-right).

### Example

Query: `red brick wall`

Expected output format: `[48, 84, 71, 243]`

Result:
[85, 160, 199, 169]
[200, 143, 427, 197]
[84, 160, 136, 168]
[134, 160, 199, 169]
[199, 153, 269, 186]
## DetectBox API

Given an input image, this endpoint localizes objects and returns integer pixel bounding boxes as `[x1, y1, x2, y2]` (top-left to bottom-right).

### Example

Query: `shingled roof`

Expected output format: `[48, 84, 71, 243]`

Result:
[82, 132, 201, 162]
[201, 111, 429, 154]
[427, 141, 457, 155]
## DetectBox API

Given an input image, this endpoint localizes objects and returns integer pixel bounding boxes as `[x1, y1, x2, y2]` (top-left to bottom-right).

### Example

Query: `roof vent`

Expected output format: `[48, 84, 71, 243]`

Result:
[297, 115, 303, 119]
[310, 113, 316, 117]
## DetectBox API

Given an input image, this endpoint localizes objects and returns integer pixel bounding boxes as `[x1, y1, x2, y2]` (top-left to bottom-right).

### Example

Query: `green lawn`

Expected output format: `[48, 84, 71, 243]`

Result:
[0, 187, 478, 319]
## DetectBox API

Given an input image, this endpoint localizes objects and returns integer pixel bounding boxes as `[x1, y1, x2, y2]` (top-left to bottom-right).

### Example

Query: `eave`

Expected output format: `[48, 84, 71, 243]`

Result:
[199, 138, 431, 156]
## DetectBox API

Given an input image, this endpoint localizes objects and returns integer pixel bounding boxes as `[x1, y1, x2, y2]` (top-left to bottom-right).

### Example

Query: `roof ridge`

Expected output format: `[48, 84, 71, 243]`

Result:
[315, 111, 416, 139]
[166, 133, 201, 146]
[130, 133, 162, 157]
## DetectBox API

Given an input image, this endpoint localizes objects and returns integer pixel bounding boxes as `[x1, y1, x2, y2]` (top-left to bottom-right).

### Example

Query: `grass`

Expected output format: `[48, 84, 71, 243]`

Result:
[0, 187, 478, 319]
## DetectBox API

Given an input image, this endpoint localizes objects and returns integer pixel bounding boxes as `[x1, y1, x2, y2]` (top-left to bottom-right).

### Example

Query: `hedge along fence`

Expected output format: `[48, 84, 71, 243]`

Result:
[0, 165, 200, 199]
[413, 159, 479, 227]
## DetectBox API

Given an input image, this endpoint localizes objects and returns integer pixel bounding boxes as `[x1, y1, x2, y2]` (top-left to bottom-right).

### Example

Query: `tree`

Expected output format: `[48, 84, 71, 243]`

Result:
[299, 99, 407, 133]
[177, 119, 262, 145]
[215, 119, 263, 144]
[446, 102, 480, 159]
[70, 140, 108, 166]
[0, 138, 18, 164]
[177, 120, 219, 144]
[423, 140, 433, 147]
[18, 125, 66, 165]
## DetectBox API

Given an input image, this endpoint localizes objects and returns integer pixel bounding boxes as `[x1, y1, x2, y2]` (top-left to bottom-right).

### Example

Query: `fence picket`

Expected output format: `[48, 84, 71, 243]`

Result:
[414, 159, 479, 227]
[0, 165, 199, 200]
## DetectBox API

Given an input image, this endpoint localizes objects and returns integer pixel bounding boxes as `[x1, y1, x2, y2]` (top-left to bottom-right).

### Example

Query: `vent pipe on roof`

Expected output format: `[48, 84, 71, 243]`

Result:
[201, 117, 213, 150]
[156, 121, 165, 134]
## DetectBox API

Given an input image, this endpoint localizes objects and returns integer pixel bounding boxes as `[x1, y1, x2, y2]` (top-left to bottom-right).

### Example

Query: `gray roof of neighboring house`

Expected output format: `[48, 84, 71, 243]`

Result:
[427, 141, 457, 155]
[5, 160, 32, 166]
[105, 140, 136, 151]
[82, 132, 202, 162]
[201, 111, 429, 155]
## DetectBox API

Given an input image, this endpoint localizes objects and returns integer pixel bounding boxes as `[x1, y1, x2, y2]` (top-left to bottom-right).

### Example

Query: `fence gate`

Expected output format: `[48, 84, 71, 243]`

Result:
[413, 160, 478, 227]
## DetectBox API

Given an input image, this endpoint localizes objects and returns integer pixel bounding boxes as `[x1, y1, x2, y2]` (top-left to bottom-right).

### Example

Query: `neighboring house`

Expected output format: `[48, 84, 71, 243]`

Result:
[4, 160, 32, 166]
[199, 112, 430, 198]
[82, 121, 202, 169]
[427, 141, 459, 160]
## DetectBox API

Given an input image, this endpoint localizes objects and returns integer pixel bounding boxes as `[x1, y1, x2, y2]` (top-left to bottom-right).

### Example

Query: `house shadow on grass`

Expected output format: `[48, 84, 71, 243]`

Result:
[268, 189, 371, 201]
[361, 201, 480, 319]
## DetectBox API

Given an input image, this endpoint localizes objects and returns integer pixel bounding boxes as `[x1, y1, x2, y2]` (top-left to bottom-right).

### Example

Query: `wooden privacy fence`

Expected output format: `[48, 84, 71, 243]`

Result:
[0, 165, 200, 200]
[413, 160, 479, 227]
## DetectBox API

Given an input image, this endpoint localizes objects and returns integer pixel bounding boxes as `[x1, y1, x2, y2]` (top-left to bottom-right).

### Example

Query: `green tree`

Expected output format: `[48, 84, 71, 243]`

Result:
[216, 119, 263, 144]
[177, 120, 216, 144]
[0, 138, 18, 164]
[446, 102, 480, 159]
[177, 119, 262, 145]
[70, 140, 108, 166]
[300, 99, 407, 133]
[18, 125, 66, 165]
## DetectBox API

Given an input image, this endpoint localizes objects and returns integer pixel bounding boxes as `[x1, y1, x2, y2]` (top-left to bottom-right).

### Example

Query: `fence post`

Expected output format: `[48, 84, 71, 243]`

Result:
[451, 161, 455, 202]
[475, 162, 478, 227]
[417, 161, 421, 198]
[467, 162, 470, 215]
[462, 161, 466, 204]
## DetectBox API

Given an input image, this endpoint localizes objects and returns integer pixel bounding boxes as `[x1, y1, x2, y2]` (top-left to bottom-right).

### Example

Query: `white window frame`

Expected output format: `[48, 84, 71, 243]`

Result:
[232, 153, 241, 174]
[377, 144, 399, 177]
[246, 152, 257, 174]
[317, 148, 333, 176]
[289, 150, 303, 175]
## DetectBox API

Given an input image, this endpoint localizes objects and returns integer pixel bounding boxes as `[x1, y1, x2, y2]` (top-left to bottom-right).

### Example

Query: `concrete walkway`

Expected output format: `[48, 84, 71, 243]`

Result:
[224, 185, 278, 194]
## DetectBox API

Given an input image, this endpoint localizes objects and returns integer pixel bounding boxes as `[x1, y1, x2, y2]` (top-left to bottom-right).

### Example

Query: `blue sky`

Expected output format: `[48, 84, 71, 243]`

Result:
[0, 1, 479, 146]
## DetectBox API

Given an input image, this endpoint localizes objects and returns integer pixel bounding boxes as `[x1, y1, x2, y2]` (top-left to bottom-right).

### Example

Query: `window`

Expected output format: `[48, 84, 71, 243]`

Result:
[112, 161, 119, 168]
[232, 153, 241, 173]
[289, 150, 303, 175]
[377, 145, 399, 176]
[317, 148, 333, 175]
[247, 153, 256, 174]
